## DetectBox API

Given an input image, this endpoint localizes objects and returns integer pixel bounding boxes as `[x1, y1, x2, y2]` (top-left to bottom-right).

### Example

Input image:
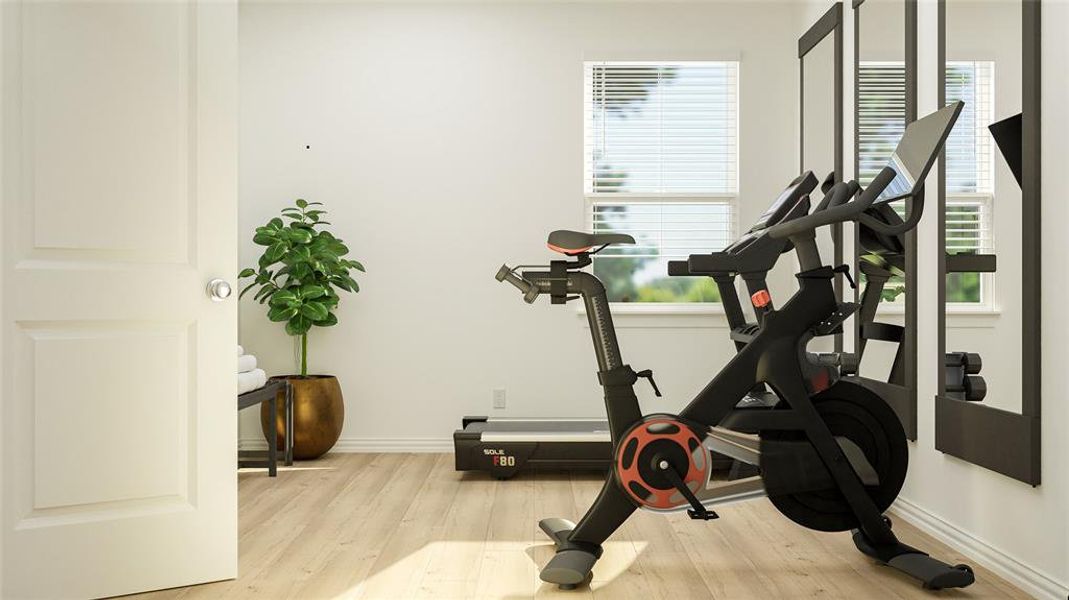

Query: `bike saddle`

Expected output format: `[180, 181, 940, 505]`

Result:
[547, 230, 635, 255]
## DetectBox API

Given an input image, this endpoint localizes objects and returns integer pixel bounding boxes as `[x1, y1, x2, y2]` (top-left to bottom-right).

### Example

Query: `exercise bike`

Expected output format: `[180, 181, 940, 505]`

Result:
[494, 102, 975, 590]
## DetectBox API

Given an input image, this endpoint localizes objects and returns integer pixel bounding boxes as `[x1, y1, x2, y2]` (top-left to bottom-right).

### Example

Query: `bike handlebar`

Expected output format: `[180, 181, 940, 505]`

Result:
[765, 166, 897, 240]
[496, 264, 539, 303]
[859, 187, 926, 236]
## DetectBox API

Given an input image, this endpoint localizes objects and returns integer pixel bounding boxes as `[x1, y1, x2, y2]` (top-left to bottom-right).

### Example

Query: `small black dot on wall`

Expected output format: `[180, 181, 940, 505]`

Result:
[305, 145, 310, 149]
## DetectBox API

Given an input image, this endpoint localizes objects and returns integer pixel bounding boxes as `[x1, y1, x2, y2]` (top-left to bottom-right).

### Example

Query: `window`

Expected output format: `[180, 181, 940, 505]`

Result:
[584, 61, 738, 303]
[856, 60, 994, 305]
[945, 61, 994, 305]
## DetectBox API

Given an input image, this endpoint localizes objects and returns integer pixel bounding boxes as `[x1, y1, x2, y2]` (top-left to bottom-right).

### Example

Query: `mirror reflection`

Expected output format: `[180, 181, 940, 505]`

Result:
[802, 34, 839, 313]
[944, 0, 1022, 413]
[855, 0, 908, 388]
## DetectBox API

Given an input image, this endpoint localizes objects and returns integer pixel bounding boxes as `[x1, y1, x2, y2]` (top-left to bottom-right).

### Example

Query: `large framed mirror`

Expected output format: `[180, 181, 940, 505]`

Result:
[935, 0, 1040, 485]
[850, 0, 918, 439]
[799, 2, 844, 349]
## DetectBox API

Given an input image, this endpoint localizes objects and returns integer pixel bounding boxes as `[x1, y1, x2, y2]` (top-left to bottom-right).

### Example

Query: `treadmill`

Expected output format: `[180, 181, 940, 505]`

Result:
[454, 416, 738, 479]
[453, 417, 614, 479]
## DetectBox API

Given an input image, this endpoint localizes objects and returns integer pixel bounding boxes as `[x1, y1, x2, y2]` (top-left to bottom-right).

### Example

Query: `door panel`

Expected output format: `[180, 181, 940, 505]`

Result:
[27, 4, 190, 260]
[2, 2, 237, 598]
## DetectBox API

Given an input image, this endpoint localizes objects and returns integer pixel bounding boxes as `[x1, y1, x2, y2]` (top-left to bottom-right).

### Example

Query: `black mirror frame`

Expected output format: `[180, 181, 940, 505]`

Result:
[799, 2, 845, 350]
[851, 0, 919, 440]
[935, 0, 1042, 486]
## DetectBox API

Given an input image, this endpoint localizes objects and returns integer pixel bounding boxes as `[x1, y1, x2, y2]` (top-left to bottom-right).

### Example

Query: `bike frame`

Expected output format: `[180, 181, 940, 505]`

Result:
[521, 225, 905, 558]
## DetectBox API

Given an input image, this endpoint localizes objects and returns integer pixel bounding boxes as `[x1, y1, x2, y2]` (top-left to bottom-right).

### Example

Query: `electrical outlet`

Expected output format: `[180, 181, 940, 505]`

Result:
[492, 388, 507, 409]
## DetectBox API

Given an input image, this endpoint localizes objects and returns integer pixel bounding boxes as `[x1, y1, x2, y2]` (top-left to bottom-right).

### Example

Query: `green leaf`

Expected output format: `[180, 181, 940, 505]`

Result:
[348, 260, 365, 272]
[238, 268, 256, 278]
[254, 285, 276, 303]
[315, 312, 338, 327]
[327, 241, 349, 256]
[268, 217, 284, 230]
[300, 284, 326, 299]
[239, 282, 257, 299]
[265, 242, 288, 262]
[292, 246, 312, 262]
[267, 306, 299, 322]
[285, 315, 312, 336]
[271, 289, 297, 304]
[300, 301, 329, 321]
[296, 199, 308, 208]
[284, 213, 303, 221]
[292, 262, 312, 281]
[289, 228, 313, 244]
[253, 232, 276, 246]
[306, 201, 323, 206]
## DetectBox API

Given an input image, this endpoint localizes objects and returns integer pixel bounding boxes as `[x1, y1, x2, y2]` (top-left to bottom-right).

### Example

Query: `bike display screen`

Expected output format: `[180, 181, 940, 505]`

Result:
[751, 172, 817, 232]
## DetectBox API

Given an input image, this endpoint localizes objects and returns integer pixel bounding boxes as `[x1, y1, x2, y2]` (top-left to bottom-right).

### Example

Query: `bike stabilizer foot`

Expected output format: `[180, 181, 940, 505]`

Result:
[538, 518, 602, 589]
[852, 530, 975, 589]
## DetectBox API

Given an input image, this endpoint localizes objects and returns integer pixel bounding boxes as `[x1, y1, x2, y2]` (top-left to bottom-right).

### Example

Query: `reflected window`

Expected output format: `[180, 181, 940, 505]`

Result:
[857, 60, 994, 305]
[584, 61, 738, 303]
[945, 61, 995, 305]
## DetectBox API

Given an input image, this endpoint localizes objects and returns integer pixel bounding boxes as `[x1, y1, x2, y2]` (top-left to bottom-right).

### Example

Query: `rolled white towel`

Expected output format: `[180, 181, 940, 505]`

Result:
[237, 368, 268, 395]
[237, 345, 245, 357]
[237, 354, 257, 374]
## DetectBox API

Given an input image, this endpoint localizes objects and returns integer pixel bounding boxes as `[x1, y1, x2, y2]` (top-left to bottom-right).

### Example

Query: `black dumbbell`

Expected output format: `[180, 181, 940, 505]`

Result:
[964, 375, 986, 401]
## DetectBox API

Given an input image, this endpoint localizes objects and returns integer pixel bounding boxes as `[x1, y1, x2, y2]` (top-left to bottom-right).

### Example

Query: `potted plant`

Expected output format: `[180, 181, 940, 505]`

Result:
[240, 199, 364, 459]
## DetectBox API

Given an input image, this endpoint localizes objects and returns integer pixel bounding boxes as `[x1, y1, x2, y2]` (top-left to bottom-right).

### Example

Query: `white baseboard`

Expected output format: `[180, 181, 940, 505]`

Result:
[892, 496, 1068, 600]
[239, 437, 454, 453]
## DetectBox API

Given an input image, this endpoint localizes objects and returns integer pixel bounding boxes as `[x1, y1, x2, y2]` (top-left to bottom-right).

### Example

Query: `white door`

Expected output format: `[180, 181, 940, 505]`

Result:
[1, 2, 238, 598]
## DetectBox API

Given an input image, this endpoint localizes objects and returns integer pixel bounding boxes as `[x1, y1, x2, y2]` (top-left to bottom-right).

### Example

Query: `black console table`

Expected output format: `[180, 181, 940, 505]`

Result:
[238, 379, 293, 476]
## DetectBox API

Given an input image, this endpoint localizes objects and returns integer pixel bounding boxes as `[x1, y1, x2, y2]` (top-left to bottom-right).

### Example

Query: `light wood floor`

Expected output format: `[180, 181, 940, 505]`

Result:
[135, 453, 1029, 599]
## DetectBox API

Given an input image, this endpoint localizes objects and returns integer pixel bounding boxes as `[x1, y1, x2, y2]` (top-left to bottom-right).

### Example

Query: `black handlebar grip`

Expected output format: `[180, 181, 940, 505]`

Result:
[667, 260, 692, 276]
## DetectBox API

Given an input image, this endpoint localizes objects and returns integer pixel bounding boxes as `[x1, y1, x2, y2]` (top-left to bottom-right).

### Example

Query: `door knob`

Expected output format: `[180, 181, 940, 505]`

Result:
[207, 278, 232, 301]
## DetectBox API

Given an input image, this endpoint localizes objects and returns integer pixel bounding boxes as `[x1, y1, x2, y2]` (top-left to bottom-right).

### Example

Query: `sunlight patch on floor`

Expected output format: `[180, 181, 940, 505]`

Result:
[349, 540, 647, 600]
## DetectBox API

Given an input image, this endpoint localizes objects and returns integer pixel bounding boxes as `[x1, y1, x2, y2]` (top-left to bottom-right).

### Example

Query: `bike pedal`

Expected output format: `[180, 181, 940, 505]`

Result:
[687, 509, 720, 521]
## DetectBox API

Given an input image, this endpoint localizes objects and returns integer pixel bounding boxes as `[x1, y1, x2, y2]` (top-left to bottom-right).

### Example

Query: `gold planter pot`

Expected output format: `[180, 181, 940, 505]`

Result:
[261, 375, 344, 460]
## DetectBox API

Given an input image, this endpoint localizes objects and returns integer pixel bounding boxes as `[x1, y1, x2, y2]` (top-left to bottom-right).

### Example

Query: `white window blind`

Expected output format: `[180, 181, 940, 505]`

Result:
[583, 61, 739, 303]
[585, 61, 738, 194]
[858, 62, 906, 187]
[946, 198, 992, 255]
[945, 61, 994, 195]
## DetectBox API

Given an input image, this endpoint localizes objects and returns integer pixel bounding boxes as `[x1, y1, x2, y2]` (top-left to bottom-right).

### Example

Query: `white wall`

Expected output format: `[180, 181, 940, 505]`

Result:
[238, 1, 805, 448]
